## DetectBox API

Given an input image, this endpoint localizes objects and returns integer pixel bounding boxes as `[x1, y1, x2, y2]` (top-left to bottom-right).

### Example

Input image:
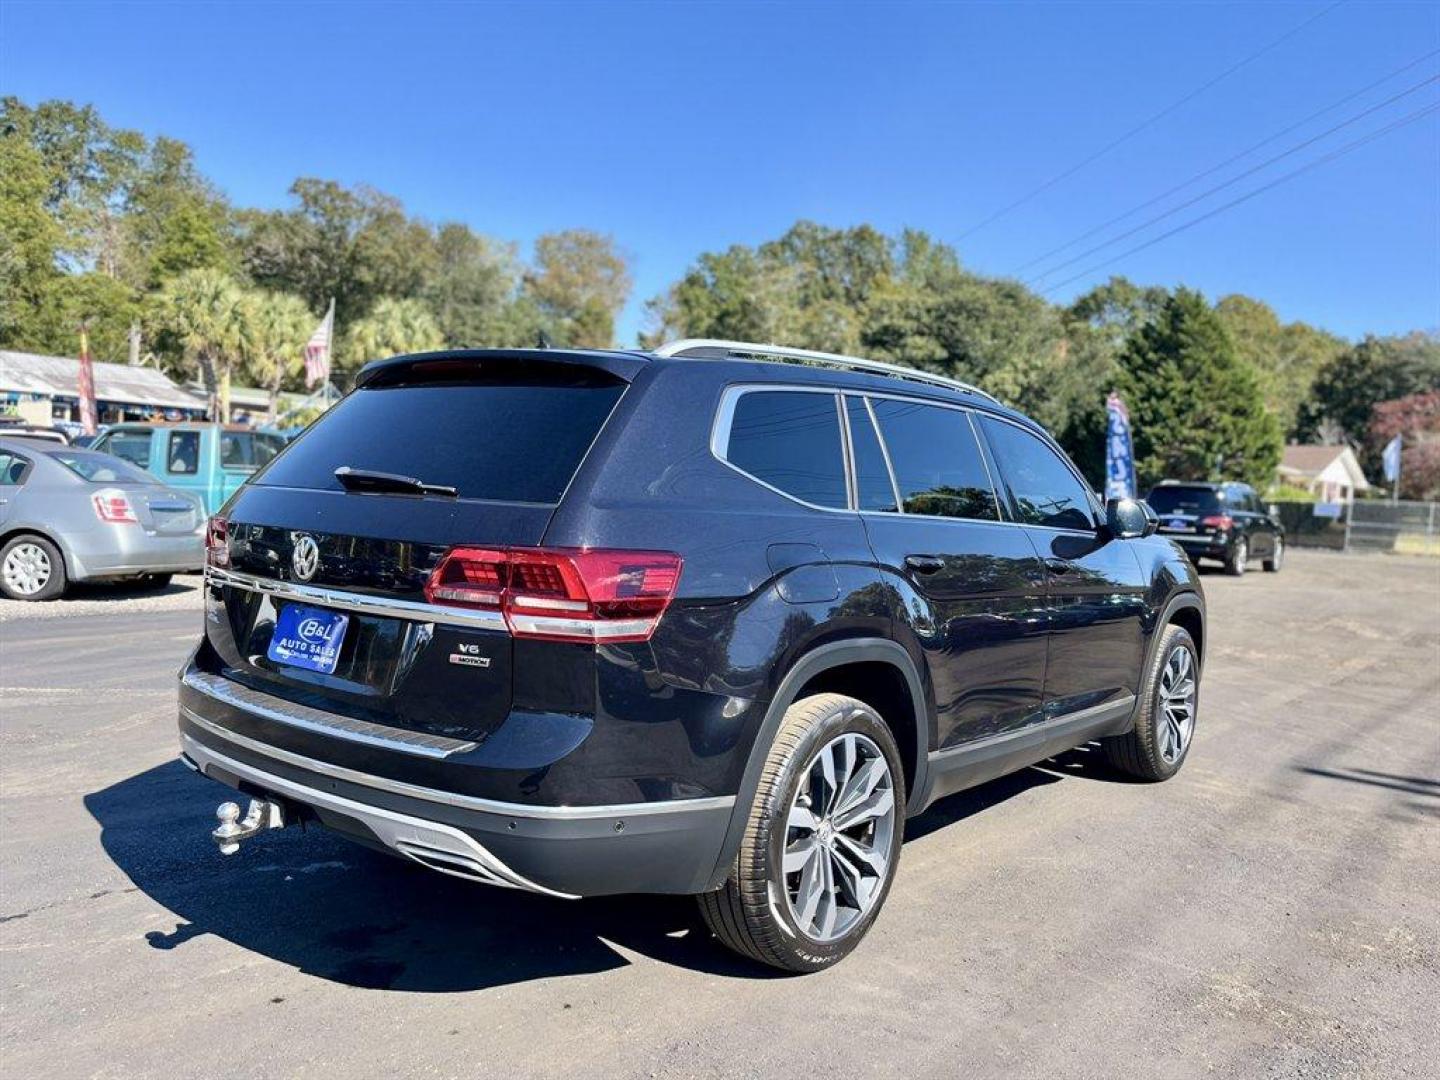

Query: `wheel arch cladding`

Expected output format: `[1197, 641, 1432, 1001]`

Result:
[1166, 596, 1205, 664]
[702, 638, 929, 893]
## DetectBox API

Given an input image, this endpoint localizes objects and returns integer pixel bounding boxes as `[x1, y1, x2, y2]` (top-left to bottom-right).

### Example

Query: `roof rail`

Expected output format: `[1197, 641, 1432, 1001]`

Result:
[652, 338, 1000, 404]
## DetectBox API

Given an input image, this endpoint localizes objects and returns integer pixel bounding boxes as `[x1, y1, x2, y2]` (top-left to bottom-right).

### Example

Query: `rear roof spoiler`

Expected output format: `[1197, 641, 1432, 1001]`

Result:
[354, 348, 649, 389]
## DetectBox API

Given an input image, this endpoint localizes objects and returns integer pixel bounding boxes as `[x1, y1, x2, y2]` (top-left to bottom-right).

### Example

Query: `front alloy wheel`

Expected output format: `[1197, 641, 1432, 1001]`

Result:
[699, 693, 905, 972]
[1102, 623, 1201, 781]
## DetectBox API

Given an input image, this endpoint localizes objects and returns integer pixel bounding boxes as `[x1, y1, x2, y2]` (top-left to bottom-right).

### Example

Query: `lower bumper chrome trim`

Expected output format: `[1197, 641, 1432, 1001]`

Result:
[180, 704, 736, 822]
[182, 732, 577, 898]
[183, 669, 477, 759]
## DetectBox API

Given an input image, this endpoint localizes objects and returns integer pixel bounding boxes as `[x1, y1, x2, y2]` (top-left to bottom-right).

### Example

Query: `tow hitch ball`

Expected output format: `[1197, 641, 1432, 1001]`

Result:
[212, 799, 285, 855]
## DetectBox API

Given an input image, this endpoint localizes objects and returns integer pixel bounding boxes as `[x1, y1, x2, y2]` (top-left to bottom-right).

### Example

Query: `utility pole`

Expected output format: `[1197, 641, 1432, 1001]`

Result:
[127, 323, 141, 366]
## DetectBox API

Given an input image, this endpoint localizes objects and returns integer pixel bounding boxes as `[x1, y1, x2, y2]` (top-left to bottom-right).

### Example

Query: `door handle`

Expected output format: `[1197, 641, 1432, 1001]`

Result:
[1045, 557, 1076, 575]
[904, 554, 945, 575]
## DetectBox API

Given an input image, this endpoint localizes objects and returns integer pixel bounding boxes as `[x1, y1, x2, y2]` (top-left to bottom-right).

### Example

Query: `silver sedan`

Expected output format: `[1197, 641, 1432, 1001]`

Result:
[0, 436, 206, 601]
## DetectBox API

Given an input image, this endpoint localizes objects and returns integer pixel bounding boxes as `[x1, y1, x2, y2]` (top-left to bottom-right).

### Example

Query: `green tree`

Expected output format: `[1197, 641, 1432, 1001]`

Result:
[423, 223, 527, 347]
[242, 291, 314, 421]
[123, 136, 234, 286]
[1213, 294, 1345, 438]
[0, 105, 64, 347]
[1296, 332, 1440, 476]
[154, 268, 249, 419]
[239, 179, 435, 327]
[525, 229, 631, 348]
[1118, 288, 1281, 488]
[343, 296, 443, 364]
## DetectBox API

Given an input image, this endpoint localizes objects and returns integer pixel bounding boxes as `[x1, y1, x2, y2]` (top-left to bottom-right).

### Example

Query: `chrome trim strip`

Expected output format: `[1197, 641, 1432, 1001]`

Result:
[180, 705, 737, 821]
[180, 732, 577, 898]
[927, 694, 1137, 762]
[206, 567, 508, 632]
[861, 394, 905, 514]
[182, 668, 477, 759]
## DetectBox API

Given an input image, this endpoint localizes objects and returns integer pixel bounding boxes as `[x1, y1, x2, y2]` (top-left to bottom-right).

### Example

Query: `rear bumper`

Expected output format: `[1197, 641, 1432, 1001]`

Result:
[68, 528, 204, 580]
[1163, 534, 1230, 560]
[177, 681, 735, 898]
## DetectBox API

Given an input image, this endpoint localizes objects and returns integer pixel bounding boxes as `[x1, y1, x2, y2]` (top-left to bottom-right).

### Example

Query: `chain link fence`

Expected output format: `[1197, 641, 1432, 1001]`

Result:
[1271, 500, 1440, 556]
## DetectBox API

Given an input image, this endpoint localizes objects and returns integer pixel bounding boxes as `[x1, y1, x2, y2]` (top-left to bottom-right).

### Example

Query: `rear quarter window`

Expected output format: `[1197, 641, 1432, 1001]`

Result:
[722, 390, 848, 509]
[254, 372, 626, 504]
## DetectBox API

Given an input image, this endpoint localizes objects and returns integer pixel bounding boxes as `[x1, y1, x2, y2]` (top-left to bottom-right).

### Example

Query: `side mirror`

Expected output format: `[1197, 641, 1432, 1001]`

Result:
[1106, 497, 1152, 540]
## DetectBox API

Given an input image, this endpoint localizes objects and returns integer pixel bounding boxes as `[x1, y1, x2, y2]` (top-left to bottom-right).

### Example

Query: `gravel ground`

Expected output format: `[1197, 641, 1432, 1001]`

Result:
[0, 573, 204, 622]
[0, 550, 1437, 1079]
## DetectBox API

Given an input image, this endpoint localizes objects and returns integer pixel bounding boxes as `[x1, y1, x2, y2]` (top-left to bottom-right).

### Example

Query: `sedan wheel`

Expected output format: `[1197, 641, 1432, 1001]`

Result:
[3, 541, 53, 598]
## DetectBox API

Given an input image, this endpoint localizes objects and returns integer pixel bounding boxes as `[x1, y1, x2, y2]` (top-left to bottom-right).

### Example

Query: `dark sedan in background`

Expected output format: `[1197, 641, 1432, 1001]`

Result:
[0, 437, 205, 601]
[1146, 480, 1284, 576]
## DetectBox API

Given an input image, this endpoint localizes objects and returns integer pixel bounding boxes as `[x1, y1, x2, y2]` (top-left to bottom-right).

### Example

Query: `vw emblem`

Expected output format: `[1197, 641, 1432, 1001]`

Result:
[291, 535, 320, 582]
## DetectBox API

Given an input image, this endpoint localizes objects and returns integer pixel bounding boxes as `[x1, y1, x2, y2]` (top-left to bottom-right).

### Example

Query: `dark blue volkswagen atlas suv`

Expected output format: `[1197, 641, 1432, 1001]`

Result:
[178, 339, 1205, 972]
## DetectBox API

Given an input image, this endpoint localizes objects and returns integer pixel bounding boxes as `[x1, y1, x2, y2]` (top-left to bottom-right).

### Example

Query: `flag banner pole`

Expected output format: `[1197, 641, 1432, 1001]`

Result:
[77, 324, 99, 436]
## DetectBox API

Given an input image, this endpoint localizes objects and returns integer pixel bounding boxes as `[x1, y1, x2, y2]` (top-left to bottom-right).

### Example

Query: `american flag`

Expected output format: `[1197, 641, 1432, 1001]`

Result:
[304, 299, 335, 388]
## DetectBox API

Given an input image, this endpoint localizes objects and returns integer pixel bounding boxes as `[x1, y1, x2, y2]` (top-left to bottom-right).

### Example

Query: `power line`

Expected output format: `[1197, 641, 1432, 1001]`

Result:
[1037, 100, 1440, 297]
[1024, 71, 1439, 285]
[1010, 47, 1440, 276]
[957, 0, 1346, 241]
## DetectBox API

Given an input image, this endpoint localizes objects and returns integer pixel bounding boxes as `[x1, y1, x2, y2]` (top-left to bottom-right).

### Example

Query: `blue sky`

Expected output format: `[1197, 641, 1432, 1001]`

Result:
[2, 0, 1437, 345]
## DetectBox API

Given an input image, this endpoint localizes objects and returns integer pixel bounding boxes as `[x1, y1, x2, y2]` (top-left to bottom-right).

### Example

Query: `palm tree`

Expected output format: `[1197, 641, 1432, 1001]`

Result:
[343, 297, 443, 365]
[243, 291, 314, 423]
[156, 268, 247, 420]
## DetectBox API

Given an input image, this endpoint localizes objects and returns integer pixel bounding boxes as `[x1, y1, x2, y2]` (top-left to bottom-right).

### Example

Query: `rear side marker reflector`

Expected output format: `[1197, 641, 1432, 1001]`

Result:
[425, 547, 682, 644]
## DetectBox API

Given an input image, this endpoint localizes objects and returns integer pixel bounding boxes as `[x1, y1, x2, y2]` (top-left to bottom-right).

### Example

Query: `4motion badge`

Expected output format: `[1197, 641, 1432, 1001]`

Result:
[449, 643, 492, 668]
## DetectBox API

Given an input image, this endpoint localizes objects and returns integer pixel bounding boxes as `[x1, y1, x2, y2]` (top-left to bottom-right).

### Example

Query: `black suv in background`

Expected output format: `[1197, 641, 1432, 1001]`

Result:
[1147, 480, 1284, 576]
[179, 340, 1206, 972]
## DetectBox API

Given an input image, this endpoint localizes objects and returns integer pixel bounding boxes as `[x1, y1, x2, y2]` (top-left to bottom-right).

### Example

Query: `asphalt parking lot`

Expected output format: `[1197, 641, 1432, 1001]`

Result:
[1, 550, 1437, 1079]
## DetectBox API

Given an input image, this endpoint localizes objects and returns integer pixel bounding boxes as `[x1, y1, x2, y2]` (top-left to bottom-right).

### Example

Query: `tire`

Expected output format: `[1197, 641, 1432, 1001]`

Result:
[1224, 536, 1248, 576]
[1263, 536, 1284, 572]
[698, 693, 905, 973]
[0, 534, 67, 601]
[1102, 624, 1199, 781]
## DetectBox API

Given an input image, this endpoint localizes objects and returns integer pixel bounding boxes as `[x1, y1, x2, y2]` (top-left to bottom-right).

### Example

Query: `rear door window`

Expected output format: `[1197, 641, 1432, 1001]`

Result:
[255, 369, 626, 504]
[980, 417, 1096, 530]
[869, 398, 998, 521]
[724, 390, 848, 509]
[167, 431, 200, 474]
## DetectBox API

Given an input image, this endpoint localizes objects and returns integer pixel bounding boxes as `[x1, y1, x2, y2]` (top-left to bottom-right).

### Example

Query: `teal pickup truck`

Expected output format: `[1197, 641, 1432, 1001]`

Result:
[91, 424, 288, 516]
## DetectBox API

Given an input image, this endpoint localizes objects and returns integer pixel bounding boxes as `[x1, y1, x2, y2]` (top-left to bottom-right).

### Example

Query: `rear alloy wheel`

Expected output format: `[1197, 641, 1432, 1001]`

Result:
[1263, 537, 1284, 572]
[1102, 624, 1199, 781]
[698, 693, 904, 972]
[1225, 537, 1248, 576]
[1, 535, 67, 601]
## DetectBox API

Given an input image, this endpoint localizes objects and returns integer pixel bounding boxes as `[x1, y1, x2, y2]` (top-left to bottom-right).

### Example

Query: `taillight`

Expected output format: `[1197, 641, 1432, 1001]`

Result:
[93, 489, 138, 524]
[1199, 514, 1235, 532]
[205, 515, 230, 568]
[425, 547, 683, 643]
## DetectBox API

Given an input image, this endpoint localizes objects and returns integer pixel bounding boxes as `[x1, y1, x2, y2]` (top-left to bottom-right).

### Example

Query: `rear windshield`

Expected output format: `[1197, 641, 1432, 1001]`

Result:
[49, 450, 157, 485]
[1146, 486, 1222, 515]
[255, 371, 626, 503]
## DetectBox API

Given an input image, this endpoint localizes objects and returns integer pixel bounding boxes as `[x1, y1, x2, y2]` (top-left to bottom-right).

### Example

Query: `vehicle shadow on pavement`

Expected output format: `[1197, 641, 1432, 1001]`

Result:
[86, 750, 1120, 990]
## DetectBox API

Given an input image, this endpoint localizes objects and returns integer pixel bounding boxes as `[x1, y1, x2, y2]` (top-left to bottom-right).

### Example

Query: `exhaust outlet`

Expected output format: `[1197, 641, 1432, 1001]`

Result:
[212, 798, 285, 854]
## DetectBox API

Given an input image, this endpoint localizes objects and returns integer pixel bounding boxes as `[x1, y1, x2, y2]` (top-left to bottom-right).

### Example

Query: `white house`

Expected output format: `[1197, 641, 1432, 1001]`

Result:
[1277, 444, 1372, 504]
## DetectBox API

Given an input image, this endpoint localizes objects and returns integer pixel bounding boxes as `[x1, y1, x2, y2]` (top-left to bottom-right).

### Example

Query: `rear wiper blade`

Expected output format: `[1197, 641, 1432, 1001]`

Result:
[334, 466, 457, 498]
